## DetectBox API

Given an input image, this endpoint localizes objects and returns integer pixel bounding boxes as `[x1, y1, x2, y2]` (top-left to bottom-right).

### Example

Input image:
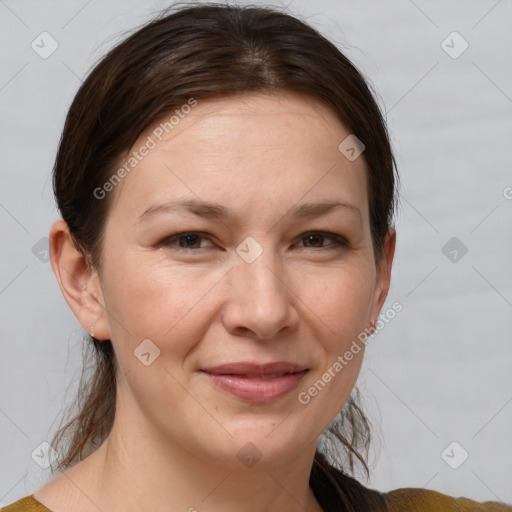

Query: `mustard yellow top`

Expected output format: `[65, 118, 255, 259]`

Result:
[2, 490, 511, 512]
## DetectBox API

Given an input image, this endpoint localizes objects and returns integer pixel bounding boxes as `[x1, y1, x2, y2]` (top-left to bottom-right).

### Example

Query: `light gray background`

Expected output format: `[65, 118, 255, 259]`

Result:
[1, 0, 511, 506]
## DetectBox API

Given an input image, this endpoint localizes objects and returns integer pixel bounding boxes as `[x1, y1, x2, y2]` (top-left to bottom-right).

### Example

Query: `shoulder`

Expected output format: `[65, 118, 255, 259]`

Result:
[0, 496, 51, 512]
[382, 487, 512, 512]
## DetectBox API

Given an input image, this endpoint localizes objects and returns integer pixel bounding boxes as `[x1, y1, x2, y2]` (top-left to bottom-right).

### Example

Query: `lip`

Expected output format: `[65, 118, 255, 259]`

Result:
[200, 362, 309, 403]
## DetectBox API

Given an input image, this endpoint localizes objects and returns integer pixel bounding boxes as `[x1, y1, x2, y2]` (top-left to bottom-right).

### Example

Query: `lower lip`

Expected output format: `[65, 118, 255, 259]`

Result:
[203, 371, 308, 403]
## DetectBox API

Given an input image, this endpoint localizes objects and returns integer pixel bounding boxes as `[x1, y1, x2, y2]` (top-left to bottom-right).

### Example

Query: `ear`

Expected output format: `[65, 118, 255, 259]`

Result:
[49, 219, 111, 340]
[369, 227, 396, 327]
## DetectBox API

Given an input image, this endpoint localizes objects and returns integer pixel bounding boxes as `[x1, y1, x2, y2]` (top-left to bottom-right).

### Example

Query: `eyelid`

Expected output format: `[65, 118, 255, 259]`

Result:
[159, 230, 349, 252]
[296, 231, 349, 249]
[158, 231, 215, 251]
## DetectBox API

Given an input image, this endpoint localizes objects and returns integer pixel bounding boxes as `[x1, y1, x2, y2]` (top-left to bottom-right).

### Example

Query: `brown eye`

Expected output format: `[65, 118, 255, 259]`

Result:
[177, 234, 203, 248]
[302, 234, 325, 248]
[299, 232, 347, 250]
[160, 232, 214, 251]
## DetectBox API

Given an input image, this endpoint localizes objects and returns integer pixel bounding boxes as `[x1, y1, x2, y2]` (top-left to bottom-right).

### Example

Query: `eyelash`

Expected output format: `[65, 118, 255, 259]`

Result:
[159, 231, 349, 253]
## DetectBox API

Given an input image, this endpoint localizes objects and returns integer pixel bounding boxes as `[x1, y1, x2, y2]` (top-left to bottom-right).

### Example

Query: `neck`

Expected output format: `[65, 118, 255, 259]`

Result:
[42, 395, 324, 512]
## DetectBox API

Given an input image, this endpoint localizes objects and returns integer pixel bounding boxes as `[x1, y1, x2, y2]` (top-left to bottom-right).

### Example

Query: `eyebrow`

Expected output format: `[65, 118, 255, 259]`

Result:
[139, 199, 363, 225]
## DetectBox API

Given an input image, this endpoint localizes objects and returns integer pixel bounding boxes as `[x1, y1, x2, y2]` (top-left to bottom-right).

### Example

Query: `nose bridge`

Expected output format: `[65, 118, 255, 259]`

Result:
[238, 245, 286, 306]
[241, 249, 282, 297]
[224, 241, 296, 339]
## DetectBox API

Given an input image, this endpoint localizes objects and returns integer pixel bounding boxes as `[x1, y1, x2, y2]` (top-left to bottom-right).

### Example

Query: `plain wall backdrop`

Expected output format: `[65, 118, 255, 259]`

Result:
[1, 0, 511, 506]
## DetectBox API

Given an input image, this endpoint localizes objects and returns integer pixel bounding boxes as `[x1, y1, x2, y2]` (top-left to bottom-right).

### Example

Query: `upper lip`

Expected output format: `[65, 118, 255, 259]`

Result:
[200, 362, 308, 378]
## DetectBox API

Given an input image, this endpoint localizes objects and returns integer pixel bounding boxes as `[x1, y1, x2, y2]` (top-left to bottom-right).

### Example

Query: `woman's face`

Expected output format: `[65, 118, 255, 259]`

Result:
[91, 93, 394, 467]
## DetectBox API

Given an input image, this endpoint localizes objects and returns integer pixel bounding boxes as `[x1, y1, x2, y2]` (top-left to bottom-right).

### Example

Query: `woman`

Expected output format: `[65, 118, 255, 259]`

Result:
[2, 3, 510, 511]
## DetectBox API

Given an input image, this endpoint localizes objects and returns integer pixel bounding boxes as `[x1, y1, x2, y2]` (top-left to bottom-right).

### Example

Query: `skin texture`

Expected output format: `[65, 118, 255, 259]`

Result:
[40, 92, 395, 512]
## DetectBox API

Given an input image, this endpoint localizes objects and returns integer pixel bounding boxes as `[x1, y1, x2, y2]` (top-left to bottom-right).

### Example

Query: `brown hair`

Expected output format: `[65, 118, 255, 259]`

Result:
[49, 3, 397, 509]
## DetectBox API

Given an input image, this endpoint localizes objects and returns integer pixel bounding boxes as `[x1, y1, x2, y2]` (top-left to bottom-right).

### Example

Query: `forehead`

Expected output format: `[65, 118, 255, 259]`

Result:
[150, 93, 347, 154]
[107, 92, 368, 221]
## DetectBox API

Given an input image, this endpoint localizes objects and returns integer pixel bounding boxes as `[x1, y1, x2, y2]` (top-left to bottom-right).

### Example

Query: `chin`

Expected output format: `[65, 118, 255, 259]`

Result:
[195, 419, 316, 470]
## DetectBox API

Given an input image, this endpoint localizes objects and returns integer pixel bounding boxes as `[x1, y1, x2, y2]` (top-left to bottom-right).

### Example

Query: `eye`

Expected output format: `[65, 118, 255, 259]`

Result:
[158, 231, 348, 253]
[160, 232, 214, 251]
[297, 232, 348, 250]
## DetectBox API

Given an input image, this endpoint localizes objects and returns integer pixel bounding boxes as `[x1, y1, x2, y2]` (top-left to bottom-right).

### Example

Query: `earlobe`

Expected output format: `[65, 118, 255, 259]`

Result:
[369, 227, 396, 322]
[49, 219, 111, 340]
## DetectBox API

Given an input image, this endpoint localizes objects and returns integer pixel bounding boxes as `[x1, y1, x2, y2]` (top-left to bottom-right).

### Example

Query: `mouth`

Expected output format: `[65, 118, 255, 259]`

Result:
[200, 362, 309, 403]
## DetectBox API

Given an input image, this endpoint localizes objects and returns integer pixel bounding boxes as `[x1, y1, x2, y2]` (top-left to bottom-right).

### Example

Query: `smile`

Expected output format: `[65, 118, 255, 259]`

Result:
[200, 362, 309, 403]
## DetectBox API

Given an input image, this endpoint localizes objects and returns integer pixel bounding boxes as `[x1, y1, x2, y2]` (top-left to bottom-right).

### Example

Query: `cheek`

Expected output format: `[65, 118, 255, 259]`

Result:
[291, 264, 375, 438]
[303, 262, 376, 342]
[102, 248, 376, 350]
[99, 251, 228, 357]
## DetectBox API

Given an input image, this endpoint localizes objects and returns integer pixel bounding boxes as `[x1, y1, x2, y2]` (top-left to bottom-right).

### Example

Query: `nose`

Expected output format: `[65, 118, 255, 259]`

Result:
[221, 248, 299, 340]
